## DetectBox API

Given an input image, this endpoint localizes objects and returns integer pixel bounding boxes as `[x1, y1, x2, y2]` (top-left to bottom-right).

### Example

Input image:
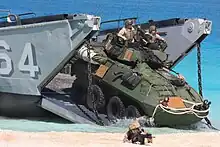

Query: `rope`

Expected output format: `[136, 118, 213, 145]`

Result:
[150, 100, 209, 122]
[159, 104, 209, 118]
[156, 103, 219, 130]
[146, 84, 153, 96]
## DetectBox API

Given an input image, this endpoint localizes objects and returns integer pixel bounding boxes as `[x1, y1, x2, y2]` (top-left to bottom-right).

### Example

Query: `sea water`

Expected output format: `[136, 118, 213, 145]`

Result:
[0, 0, 219, 133]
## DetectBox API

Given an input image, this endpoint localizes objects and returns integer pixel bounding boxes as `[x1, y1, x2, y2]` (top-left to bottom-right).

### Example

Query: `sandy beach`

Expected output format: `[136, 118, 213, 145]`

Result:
[0, 130, 219, 147]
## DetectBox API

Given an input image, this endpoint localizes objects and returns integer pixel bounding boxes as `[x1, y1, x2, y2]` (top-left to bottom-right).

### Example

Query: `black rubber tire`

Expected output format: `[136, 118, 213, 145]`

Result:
[106, 96, 125, 120]
[125, 105, 141, 119]
[86, 85, 105, 110]
[71, 85, 85, 103]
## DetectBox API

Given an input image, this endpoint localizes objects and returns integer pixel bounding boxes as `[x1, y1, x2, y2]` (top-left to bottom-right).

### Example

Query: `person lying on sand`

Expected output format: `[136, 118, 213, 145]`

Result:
[123, 120, 154, 145]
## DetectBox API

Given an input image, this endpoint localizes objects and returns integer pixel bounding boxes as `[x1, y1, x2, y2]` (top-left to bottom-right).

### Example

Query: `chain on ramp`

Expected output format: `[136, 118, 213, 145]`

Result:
[197, 43, 203, 97]
[196, 43, 219, 131]
[86, 41, 105, 126]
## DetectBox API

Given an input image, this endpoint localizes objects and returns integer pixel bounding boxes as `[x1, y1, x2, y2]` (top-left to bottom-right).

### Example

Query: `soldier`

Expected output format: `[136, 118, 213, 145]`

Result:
[123, 120, 153, 145]
[117, 19, 137, 43]
[144, 25, 166, 50]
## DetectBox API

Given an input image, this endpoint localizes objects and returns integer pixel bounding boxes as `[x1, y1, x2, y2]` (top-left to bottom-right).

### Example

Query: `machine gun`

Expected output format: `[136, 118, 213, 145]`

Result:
[136, 26, 151, 40]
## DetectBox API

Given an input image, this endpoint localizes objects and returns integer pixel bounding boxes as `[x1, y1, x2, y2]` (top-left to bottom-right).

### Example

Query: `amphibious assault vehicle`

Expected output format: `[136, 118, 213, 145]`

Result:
[0, 11, 213, 127]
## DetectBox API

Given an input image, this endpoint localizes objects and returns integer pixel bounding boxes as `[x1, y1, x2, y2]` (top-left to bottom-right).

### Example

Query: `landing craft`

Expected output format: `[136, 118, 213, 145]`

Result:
[0, 12, 101, 123]
[0, 11, 214, 128]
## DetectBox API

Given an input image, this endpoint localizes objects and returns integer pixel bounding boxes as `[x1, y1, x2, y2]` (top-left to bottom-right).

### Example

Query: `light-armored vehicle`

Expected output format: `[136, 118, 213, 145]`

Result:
[70, 18, 213, 127]
[0, 11, 213, 127]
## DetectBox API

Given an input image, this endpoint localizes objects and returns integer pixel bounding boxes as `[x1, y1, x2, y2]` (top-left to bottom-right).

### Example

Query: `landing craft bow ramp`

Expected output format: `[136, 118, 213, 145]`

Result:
[0, 13, 100, 95]
[0, 13, 106, 125]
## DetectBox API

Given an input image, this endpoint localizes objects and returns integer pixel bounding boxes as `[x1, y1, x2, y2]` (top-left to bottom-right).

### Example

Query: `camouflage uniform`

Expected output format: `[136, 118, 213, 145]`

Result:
[77, 44, 108, 65]
[144, 25, 166, 50]
[145, 25, 165, 43]
[123, 120, 153, 145]
[91, 48, 108, 64]
[118, 19, 136, 43]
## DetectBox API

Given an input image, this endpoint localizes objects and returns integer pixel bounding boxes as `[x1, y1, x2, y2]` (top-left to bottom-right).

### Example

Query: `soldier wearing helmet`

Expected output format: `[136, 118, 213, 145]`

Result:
[117, 19, 136, 43]
[144, 25, 166, 50]
[123, 120, 154, 145]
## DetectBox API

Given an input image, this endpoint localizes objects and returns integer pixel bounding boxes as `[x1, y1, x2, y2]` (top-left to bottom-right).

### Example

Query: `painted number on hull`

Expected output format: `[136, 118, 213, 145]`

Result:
[18, 43, 39, 78]
[0, 40, 39, 78]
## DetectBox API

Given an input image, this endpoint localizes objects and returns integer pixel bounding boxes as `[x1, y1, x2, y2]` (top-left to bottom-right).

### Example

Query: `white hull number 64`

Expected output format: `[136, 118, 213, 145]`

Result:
[0, 40, 39, 78]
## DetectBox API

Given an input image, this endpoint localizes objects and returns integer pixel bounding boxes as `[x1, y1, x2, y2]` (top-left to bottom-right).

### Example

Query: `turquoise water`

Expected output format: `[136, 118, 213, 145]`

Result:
[0, 117, 217, 134]
[0, 0, 220, 132]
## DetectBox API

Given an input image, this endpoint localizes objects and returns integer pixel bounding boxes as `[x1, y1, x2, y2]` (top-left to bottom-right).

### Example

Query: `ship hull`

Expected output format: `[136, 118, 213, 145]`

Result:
[0, 93, 51, 117]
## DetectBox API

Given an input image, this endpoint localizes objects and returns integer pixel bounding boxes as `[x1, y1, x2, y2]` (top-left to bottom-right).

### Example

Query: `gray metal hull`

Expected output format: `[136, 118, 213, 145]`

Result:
[0, 13, 103, 123]
[0, 93, 49, 117]
[0, 13, 101, 96]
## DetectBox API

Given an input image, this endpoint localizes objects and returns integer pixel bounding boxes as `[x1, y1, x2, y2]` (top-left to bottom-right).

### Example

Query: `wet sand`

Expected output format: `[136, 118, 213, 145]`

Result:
[0, 130, 219, 147]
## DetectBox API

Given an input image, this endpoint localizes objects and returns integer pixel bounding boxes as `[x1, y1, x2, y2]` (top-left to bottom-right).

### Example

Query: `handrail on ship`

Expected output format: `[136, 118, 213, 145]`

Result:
[101, 17, 137, 25]
[0, 12, 36, 20]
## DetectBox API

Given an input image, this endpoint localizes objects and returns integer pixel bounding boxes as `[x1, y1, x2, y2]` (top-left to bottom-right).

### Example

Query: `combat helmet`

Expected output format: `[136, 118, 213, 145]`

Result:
[149, 25, 157, 33]
[128, 120, 141, 130]
[125, 19, 133, 27]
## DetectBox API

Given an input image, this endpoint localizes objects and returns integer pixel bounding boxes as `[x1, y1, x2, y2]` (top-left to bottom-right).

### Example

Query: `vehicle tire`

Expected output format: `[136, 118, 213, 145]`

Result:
[106, 96, 125, 120]
[71, 82, 86, 104]
[125, 105, 141, 118]
[86, 84, 105, 110]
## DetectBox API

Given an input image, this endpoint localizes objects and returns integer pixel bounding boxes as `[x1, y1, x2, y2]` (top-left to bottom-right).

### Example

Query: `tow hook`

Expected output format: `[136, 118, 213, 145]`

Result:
[202, 99, 211, 110]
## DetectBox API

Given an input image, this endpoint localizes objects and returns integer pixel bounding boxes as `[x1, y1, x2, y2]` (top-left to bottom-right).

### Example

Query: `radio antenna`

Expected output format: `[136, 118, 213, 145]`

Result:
[136, 0, 141, 24]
